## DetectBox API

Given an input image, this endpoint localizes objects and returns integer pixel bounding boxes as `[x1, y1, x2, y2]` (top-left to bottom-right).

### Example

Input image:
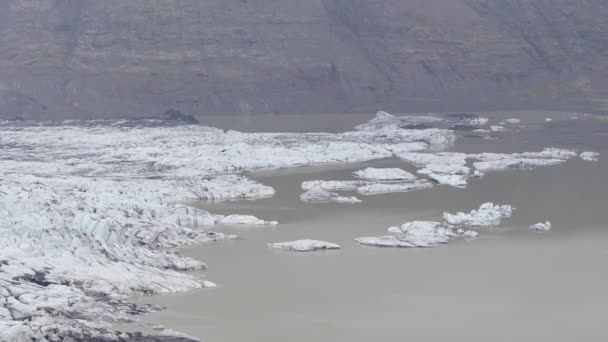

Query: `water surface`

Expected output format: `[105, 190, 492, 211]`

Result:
[127, 112, 608, 342]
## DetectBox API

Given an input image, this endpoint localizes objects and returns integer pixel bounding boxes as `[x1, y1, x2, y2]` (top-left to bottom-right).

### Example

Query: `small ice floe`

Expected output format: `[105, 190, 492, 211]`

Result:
[357, 180, 433, 195]
[472, 148, 576, 172]
[443, 202, 513, 228]
[459, 229, 480, 239]
[397, 152, 470, 187]
[469, 117, 489, 126]
[490, 125, 507, 132]
[529, 221, 552, 231]
[580, 151, 600, 162]
[301, 180, 369, 191]
[269, 239, 341, 252]
[353, 167, 417, 182]
[355, 235, 423, 248]
[505, 118, 521, 124]
[300, 189, 362, 203]
[356, 221, 478, 248]
[545, 117, 553, 122]
[216, 214, 278, 225]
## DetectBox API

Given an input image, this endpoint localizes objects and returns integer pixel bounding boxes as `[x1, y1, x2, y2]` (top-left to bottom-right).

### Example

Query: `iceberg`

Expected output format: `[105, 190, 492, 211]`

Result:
[357, 180, 433, 195]
[301, 180, 370, 191]
[353, 167, 417, 182]
[529, 221, 552, 231]
[300, 189, 362, 203]
[443, 202, 513, 227]
[269, 240, 341, 252]
[580, 151, 600, 162]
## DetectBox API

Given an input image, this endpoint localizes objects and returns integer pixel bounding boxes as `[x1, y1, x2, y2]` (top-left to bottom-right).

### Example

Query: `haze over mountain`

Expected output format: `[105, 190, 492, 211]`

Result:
[1, 0, 607, 120]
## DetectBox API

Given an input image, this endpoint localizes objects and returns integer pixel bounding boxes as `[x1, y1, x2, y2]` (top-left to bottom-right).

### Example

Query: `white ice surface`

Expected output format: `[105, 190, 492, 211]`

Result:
[0, 115, 455, 340]
[301, 180, 370, 191]
[269, 239, 341, 252]
[529, 222, 552, 231]
[443, 202, 513, 228]
[357, 180, 433, 195]
[580, 151, 600, 162]
[353, 167, 417, 182]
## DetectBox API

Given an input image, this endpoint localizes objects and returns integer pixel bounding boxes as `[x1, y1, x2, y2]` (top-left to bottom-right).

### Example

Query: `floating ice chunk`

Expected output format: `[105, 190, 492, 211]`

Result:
[397, 152, 470, 187]
[469, 117, 489, 126]
[357, 180, 433, 195]
[355, 236, 417, 248]
[300, 189, 362, 203]
[217, 215, 278, 225]
[461, 230, 479, 239]
[353, 167, 417, 182]
[473, 158, 565, 172]
[384, 220, 479, 247]
[490, 125, 507, 132]
[269, 239, 341, 252]
[506, 118, 521, 124]
[545, 118, 553, 122]
[301, 180, 369, 191]
[580, 151, 600, 162]
[354, 111, 444, 131]
[443, 202, 513, 227]
[529, 221, 552, 231]
[471, 148, 577, 173]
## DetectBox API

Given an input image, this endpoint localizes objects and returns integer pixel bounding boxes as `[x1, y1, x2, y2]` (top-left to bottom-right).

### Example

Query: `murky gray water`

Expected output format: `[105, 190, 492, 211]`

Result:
[127, 112, 608, 342]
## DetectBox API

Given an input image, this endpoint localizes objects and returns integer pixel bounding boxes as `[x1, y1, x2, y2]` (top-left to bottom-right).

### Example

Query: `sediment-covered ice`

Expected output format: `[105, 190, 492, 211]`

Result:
[580, 151, 600, 162]
[357, 180, 433, 195]
[353, 167, 417, 182]
[529, 221, 552, 231]
[268, 239, 341, 252]
[443, 202, 513, 227]
[300, 189, 362, 203]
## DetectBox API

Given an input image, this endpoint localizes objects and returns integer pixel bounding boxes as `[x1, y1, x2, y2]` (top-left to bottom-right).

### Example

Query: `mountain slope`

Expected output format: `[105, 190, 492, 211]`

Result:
[1, 0, 607, 119]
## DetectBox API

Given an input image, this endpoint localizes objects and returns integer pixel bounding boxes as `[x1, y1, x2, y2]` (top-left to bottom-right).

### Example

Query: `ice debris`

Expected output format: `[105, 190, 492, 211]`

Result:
[357, 180, 433, 195]
[529, 221, 552, 231]
[580, 151, 600, 162]
[300, 189, 362, 203]
[443, 202, 513, 228]
[353, 167, 417, 182]
[269, 240, 341, 252]
[301, 180, 369, 192]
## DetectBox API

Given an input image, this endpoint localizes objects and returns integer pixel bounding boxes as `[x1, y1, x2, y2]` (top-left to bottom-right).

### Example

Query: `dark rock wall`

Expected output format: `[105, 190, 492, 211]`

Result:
[1, 0, 607, 119]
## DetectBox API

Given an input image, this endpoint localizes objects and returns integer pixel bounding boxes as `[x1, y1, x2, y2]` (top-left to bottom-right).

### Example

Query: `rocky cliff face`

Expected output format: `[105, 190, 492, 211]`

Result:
[1, 0, 607, 119]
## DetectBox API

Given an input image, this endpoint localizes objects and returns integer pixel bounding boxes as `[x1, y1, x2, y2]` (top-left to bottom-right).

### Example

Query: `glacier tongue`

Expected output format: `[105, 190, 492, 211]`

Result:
[0, 115, 455, 340]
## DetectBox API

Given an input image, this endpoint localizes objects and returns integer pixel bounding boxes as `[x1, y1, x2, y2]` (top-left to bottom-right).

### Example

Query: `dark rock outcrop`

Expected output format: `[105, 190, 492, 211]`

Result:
[1, 0, 608, 120]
